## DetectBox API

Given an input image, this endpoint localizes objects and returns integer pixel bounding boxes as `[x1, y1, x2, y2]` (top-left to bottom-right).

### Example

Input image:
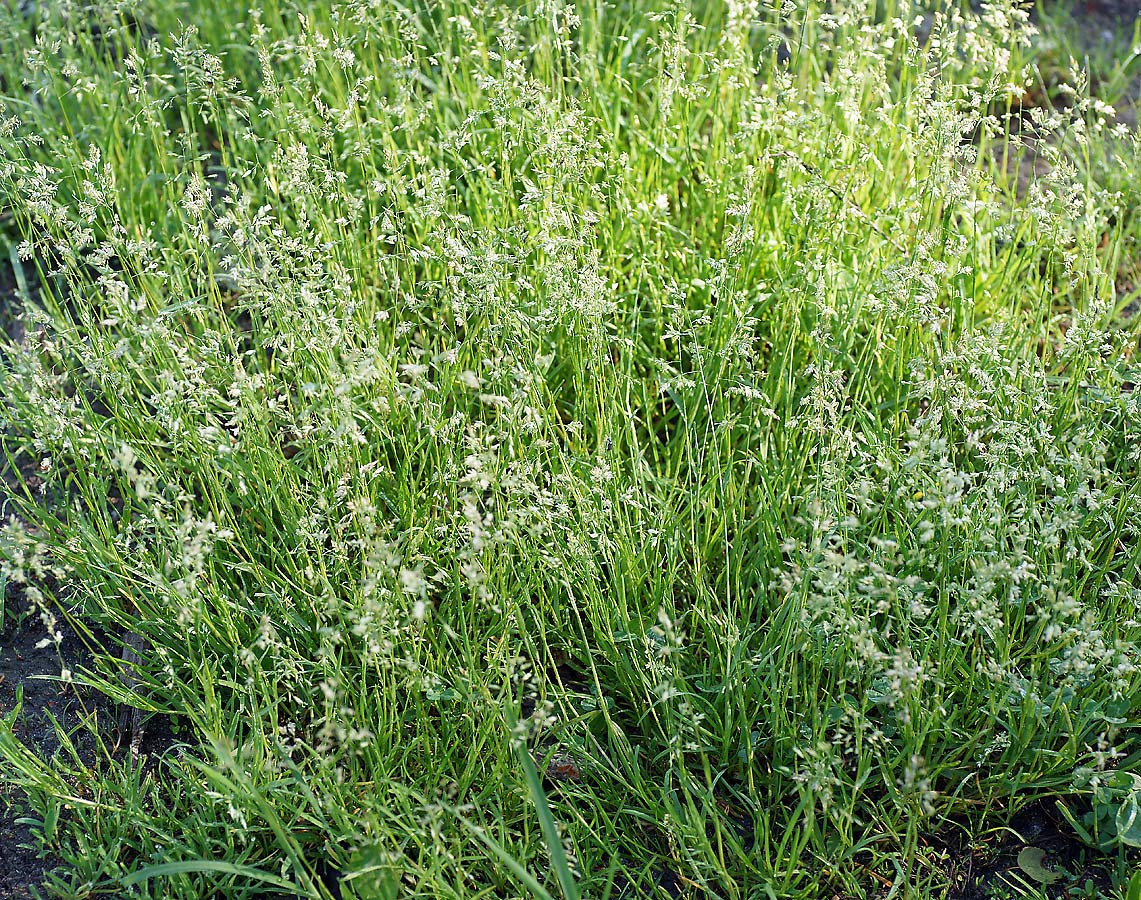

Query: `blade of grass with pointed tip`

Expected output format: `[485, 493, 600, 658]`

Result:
[120, 860, 304, 892]
[506, 705, 582, 900]
[453, 814, 559, 900]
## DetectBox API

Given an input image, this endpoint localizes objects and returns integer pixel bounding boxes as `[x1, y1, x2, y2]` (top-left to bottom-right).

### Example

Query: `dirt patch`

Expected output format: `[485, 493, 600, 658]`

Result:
[0, 583, 109, 898]
[0, 575, 182, 897]
[932, 799, 1130, 900]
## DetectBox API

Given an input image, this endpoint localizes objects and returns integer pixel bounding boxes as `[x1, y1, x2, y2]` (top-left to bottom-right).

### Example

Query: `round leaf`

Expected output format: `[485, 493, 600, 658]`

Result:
[1016, 847, 1062, 884]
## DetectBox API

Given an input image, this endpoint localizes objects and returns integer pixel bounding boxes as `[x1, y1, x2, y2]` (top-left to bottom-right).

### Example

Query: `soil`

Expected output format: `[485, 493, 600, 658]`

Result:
[0, 585, 109, 899]
[938, 800, 1123, 900]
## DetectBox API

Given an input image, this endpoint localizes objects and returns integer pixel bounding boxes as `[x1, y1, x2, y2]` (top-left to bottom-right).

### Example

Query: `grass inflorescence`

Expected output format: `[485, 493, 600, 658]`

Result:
[0, 0, 1139, 897]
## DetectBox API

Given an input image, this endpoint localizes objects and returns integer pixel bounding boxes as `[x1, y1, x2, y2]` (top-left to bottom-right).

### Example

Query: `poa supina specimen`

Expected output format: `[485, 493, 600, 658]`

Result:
[0, 0, 1138, 894]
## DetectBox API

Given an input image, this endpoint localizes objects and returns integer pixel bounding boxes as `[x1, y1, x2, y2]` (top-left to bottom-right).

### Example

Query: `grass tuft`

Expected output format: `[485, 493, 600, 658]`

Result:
[0, 0, 1139, 897]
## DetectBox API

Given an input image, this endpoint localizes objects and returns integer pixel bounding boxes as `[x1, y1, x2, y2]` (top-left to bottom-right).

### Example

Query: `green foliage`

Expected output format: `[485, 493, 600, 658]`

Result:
[1127, 868, 1141, 900]
[0, 0, 1137, 897]
[1060, 771, 1141, 852]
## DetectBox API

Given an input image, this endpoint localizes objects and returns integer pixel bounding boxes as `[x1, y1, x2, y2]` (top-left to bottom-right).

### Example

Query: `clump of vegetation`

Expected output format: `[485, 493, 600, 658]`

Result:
[0, 0, 1138, 897]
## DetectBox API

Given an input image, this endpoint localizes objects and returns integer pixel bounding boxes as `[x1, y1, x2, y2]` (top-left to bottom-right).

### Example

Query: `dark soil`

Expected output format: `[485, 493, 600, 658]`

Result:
[0, 573, 180, 898]
[0, 584, 109, 899]
[938, 799, 1123, 899]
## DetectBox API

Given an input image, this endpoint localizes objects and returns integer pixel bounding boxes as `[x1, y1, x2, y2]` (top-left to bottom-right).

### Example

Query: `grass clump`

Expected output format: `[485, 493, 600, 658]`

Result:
[0, 0, 1139, 897]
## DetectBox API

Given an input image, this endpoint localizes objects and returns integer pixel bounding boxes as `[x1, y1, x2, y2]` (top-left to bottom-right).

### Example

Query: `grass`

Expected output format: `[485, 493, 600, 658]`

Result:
[0, 0, 1139, 897]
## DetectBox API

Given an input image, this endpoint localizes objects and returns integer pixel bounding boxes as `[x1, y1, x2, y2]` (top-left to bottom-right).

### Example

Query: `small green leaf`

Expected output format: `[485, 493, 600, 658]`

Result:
[866, 675, 892, 705]
[2, 685, 22, 727]
[1108, 771, 1141, 791]
[1115, 792, 1141, 848]
[1125, 869, 1141, 900]
[1016, 847, 1062, 885]
[1056, 800, 1095, 847]
[342, 846, 399, 900]
[42, 798, 59, 845]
